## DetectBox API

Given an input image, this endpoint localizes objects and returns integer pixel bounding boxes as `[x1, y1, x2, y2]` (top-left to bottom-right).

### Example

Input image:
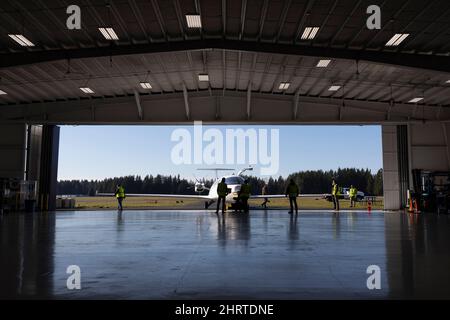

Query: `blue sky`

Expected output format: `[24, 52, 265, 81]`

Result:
[57, 125, 382, 181]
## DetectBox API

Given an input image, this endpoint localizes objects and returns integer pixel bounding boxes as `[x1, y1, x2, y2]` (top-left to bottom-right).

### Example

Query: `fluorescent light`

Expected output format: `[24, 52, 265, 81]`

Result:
[98, 27, 119, 40]
[301, 27, 320, 40]
[386, 33, 409, 46]
[328, 85, 341, 91]
[140, 82, 152, 89]
[409, 97, 423, 103]
[279, 82, 290, 90]
[317, 59, 331, 68]
[80, 87, 94, 94]
[186, 15, 202, 28]
[0, 90, 7, 95]
[445, 80, 450, 84]
[198, 74, 209, 82]
[8, 34, 34, 46]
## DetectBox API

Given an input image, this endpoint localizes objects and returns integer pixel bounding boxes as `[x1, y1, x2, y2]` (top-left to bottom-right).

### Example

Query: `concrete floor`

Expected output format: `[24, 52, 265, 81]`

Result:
[1, 210, 449, 299]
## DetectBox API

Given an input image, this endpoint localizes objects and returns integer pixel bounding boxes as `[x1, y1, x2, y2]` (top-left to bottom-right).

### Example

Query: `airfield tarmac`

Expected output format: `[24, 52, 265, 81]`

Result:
[1, 209, 449, 299]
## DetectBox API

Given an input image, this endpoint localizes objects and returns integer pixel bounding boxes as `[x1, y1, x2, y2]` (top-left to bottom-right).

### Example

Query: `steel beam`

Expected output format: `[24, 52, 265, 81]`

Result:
[182, 83, 190, 120]
[133, 89, 143, 120]
[1, 39, 449, 73]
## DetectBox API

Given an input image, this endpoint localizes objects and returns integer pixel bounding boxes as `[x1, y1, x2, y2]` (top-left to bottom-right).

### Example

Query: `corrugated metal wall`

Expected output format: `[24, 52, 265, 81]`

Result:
[382, 125, 401, 210]
[0, 124, 26, 179]
[409, 123, 450, 172]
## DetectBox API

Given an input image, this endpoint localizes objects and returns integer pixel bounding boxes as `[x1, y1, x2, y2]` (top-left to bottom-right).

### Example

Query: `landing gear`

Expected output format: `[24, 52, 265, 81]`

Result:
[229, 200, 249, 213]
[205, 200, 214, 209]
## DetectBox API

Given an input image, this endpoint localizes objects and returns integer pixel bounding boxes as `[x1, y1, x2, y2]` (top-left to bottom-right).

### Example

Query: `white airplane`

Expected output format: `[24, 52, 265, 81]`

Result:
[99, 167, 321, 209]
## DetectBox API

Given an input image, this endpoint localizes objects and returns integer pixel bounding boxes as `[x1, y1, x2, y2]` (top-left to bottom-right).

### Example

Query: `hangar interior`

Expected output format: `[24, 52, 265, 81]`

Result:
[1, 0, 450, 211]
[1, 0, 450, 300]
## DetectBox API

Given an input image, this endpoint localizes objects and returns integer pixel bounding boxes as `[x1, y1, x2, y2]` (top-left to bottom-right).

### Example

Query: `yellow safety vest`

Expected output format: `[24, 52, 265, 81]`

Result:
[332, 184, 338, 196]
[349, 188, 357, 197]
[217, 182, 228, 197]
[116, 186, 125, 198]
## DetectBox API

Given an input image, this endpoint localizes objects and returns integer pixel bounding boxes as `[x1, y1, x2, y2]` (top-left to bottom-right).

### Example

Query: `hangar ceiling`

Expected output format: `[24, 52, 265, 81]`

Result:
[0, 0, 449, 123]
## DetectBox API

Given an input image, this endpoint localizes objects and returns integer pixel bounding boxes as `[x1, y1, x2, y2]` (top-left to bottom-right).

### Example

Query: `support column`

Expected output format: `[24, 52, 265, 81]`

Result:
[25, 125, 43, 181]
[382, 125, 411, 210]
[38, 125, 60, 211]
[397, 125, 410, 208]
[382, 125, 401, 210]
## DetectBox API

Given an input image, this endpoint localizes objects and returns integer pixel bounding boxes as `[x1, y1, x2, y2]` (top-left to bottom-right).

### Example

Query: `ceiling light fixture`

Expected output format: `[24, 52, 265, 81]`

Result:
[8, 34, 35, 46]
[80, 87, 94, 94]
[329, 85, 341, 91]
[98, 27, 119, 40]
[279, 82, 290, 90]
[186, 15, 202, 28]
[409, 97, 424, 103]
[301, 27, 320, 40]
[198, 74, 209, 82]
[140, 82, 152, 89]
[0, 90, 7, 95]
[317, 59, 331, 68]
[385, 33, 409, 46]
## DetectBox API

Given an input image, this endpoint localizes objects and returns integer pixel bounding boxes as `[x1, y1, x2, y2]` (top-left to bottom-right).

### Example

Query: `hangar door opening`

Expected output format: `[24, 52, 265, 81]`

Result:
[55, 124, 383, 210]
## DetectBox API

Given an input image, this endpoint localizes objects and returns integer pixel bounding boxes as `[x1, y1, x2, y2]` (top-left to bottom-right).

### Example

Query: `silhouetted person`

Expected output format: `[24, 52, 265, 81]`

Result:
[239, 179, 251, 213]
[216, 178, 228, 214]
[285, 179, 299, 214]
[331, 179, 340, 211]
[261, 182, 270, 208]
[114, 184, 126, 210]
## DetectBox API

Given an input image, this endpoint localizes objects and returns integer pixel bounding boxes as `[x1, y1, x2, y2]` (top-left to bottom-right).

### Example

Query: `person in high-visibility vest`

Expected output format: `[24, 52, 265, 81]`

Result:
[238, 179, 251, 213]
[331, 180, 340, 211]
[216, 178, 228, 214]
[349, 185, 358, 208]
[114, 184, 126, 210]
[285, 179, 299, 214]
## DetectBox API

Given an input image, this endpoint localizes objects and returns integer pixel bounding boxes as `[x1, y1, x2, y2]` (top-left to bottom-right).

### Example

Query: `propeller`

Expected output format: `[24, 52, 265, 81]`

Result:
[189, 174, 210, 194]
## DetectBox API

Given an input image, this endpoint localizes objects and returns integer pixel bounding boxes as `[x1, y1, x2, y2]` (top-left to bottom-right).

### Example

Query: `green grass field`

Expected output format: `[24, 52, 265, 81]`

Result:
[73, 196, 384, 210]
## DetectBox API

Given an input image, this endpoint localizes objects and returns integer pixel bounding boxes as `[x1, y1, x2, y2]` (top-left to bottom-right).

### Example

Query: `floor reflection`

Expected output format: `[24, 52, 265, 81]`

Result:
[385, 212, 450, 299]
[0, 210, 449, 299]
[216, 212, 251, 246]
[0, 212, 55, 299]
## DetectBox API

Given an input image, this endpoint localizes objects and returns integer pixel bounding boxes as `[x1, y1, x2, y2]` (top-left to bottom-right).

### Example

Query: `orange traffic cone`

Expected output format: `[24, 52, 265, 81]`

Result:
[367, 200, 372, 213]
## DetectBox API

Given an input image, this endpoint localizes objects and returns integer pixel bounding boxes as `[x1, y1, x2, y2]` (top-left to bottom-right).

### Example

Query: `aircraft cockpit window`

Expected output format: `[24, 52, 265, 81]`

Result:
[225, 177, 244, 185]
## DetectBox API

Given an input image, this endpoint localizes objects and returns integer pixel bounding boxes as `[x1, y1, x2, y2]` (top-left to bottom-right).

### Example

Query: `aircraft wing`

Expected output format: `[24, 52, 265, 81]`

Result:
[250, 194, 325, 199]
[97, 193, 211, 200]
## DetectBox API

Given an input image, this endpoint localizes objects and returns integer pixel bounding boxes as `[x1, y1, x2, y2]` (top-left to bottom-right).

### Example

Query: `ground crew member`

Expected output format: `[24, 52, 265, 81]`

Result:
[331, 180, 340, 211]
[239, 179, 251, 213]
[216, 178, 228, 214]
[261, 182, 270, 208]
[285, 179, 299, 214]
[114, 184, 126, 210]
[349, 185, 357, 207]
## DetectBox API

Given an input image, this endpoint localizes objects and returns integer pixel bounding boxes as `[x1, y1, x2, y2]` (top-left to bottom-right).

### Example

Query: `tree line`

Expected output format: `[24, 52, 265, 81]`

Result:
[57, 168, 383, 196]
